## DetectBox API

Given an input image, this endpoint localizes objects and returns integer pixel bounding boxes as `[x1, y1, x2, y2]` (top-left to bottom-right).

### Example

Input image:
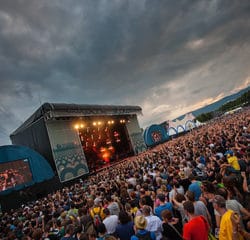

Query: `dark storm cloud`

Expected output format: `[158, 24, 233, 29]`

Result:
[0, 0, 250, 144]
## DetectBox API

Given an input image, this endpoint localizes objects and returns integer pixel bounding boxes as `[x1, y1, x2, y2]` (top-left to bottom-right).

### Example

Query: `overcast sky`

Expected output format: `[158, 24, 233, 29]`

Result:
[0, 0, 250, 146]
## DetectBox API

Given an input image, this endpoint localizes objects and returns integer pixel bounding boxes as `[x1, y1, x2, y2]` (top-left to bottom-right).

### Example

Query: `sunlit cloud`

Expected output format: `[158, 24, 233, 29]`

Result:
[231, 77, 250, 94]
[186, 39, 204, 50]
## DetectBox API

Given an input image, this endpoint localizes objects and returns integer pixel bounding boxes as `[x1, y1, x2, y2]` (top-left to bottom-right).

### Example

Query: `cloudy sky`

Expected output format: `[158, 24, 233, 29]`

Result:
[0, 0, 250, 146]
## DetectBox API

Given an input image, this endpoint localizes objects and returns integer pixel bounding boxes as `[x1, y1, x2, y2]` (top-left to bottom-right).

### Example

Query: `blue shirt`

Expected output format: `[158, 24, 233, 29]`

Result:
[188, 181, 202, 201]
[154, 202, 173, 220]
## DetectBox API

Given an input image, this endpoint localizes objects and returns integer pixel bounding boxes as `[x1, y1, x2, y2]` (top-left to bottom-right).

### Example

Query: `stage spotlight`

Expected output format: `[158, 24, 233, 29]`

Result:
[98, 121, 102, 125]
[93, 122, 97, 126]
[80, 124, 84, 128]
[74, 124, 79, 129]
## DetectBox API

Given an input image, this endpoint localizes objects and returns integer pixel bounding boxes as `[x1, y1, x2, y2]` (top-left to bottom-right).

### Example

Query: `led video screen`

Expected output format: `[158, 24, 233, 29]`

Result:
[0, 159, 33, 192]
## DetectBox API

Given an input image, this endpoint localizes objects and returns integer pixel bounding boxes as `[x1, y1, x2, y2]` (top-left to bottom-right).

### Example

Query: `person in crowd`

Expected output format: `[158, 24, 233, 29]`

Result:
[182, 200, 209, 240]
[141, 205, 162, 240]
[161, 209, 183, 240]
[223, 150, 241, 173]
[212, 195, 244, 240]
[200, 181, 219, 233]
[89, 198, 105, 227]
[216, 187, 250, 227]
[188, 174, 202, 201]
[96, 223, 110, 240]
[60, 224, 77, 240]
[131, 215, 156, 240]
[185, 190, 211, 224]
[231, 210, 250, 240]
[139, 188, 154, 209]
[106, 195, 120, 216]
[103, 208, 118, 235]
[154, 194, 173, 220]
[114, 211, 134, 240]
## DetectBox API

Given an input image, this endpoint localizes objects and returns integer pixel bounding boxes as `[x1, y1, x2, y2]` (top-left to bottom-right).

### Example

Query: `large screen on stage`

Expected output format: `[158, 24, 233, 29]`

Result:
[0, 159, 33, 192]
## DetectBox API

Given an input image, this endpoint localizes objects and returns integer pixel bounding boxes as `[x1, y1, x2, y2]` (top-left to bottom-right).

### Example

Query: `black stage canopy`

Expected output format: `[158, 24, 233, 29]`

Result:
[10, 103, 142, 137]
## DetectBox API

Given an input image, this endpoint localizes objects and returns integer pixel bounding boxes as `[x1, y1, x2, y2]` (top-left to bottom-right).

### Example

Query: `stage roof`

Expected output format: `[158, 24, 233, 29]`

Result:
[10, 102, 142, 136]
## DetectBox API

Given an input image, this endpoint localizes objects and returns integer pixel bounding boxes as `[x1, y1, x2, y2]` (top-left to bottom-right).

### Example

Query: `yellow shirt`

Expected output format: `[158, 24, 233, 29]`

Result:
[219, 209, 243, 240]
[227, 156, 240, 170]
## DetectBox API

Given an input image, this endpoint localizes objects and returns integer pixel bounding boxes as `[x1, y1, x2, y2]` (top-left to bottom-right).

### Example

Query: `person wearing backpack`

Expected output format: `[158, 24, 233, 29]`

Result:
[90, 198, 105, 228]
[131, 215, 156, 240]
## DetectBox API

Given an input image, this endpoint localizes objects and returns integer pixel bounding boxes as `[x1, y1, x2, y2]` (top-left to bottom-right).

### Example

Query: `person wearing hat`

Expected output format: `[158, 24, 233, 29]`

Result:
[212, 195, 244, 240]
[131, 215, 156, 240]
[224, 150, 241, 173]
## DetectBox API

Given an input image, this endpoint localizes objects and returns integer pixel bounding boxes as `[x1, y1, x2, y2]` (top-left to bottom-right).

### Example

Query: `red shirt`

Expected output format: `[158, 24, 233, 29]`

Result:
[183, 216, 209, 240]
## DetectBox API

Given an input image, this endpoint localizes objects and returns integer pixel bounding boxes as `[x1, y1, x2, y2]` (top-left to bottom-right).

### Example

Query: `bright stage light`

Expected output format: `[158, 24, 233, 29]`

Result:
[74, 124, 79, 129]
[93, 122, 97, 126]
[108, 120, 114, 124]
[98, 121, 102, 125]
[80, 124, 84, 128]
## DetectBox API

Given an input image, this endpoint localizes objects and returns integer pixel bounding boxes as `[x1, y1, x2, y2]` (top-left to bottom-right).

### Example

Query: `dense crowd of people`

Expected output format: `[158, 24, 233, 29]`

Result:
[0, 108, 250, 240]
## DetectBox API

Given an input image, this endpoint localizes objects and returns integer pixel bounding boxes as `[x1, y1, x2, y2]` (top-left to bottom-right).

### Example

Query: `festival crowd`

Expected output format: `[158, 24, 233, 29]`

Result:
[0, 109, 250, 240]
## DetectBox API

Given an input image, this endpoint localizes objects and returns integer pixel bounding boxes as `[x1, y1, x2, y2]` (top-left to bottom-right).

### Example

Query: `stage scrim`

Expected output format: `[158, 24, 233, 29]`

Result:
[46, 121, 89, 182]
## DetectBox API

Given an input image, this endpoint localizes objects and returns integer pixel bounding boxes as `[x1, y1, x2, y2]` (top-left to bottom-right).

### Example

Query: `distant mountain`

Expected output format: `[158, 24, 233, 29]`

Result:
[176, 86, 250, 120]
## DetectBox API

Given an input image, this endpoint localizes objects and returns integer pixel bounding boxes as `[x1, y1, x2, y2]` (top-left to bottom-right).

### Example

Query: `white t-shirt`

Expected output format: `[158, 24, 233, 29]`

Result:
[103, 215, 118, 234]
[145, 215, 163, 240]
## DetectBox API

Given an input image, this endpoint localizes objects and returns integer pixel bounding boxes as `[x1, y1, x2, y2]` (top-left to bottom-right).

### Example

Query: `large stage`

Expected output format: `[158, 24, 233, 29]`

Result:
[10, 103, 146, 183]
